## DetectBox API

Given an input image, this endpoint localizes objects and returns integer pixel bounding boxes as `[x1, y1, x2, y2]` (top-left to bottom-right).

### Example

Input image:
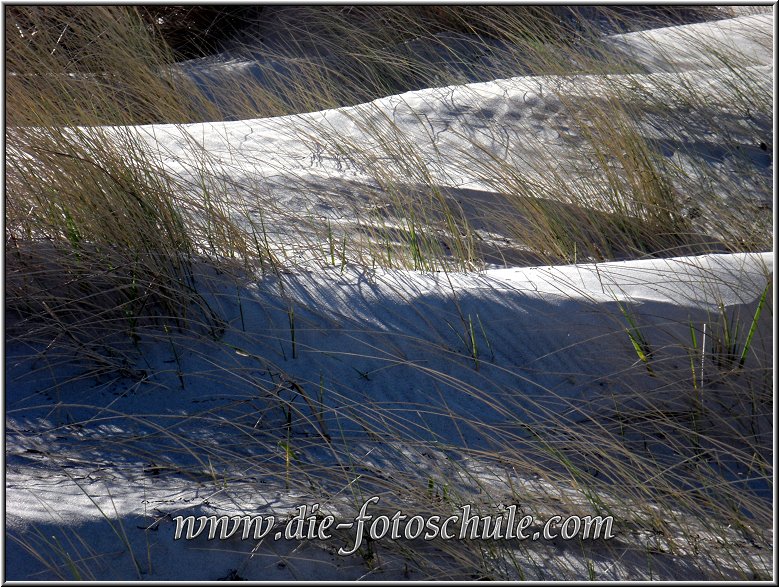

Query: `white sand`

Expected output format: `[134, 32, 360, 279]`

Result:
[5, 12, 774, 581]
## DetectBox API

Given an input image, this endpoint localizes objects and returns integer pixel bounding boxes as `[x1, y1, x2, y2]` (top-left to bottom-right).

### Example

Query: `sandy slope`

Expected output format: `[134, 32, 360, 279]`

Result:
[604, 13, 773, 72]
[7, 251, 772, 580]
[5, 13, 774, 581]
[128, 13, 772, 266]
